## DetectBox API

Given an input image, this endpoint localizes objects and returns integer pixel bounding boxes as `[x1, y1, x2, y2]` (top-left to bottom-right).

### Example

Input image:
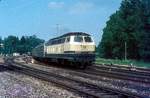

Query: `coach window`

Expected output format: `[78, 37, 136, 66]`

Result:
[74, 36, 83, 42]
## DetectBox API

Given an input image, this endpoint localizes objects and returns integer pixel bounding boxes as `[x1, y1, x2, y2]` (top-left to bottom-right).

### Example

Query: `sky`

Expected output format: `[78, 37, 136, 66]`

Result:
[0, 0, 122, 45]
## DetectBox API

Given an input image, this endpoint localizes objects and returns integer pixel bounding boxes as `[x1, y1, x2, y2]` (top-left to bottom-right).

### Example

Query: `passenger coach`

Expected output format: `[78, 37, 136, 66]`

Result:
[32, 32, 95, 68]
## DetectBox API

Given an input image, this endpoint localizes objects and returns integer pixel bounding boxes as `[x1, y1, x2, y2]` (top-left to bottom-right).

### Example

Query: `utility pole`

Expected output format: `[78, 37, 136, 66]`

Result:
[125, 42, 127, 61]
[0, 43, 3, 55]
[44, 42, 46, 57]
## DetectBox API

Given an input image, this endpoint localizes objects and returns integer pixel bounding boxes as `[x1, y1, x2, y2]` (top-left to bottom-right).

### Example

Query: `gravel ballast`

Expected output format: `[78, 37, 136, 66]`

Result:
[0, 71, 81, 98]
[17, 61, 150, 98]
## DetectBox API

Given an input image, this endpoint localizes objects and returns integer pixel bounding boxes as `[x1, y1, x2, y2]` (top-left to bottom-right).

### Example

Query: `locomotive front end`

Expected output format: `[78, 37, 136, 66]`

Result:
[64, 34, 96, 66]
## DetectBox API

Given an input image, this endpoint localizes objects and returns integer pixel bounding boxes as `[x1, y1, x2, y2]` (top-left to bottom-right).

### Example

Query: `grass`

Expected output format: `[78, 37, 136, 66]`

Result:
[95, 58, 150, 68]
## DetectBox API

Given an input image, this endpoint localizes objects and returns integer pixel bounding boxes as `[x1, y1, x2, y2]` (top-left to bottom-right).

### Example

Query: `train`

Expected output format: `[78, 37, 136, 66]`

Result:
[32, 32, 96, 68]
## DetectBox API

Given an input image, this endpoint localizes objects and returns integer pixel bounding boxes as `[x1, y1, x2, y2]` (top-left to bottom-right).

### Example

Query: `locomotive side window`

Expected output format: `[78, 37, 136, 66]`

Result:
[84, 36, 92, 42]
[74, 36, 83, 42]
[61, 38, 65, 43]
[56, 40, 60, 44]
[66, 37, 70, 43]
[51, 40, 56, 45]
[49, 38, 66, 45]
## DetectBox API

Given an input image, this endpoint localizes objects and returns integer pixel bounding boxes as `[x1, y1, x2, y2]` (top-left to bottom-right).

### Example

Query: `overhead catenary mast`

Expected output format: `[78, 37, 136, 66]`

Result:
[56, 24, 59, 34]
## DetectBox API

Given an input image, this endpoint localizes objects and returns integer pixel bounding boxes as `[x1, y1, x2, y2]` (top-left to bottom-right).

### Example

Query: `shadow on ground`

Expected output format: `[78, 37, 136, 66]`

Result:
[36, 61, 91, 71]
[0, 64, 9, 72]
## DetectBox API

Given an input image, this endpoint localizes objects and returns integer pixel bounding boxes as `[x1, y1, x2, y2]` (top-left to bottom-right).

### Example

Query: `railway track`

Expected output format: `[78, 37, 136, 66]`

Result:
[93, 65, 150, 77]
[5, 59, 144, 98]
[10, 57, 150, 84]
[12, 58, 150, 91]
[83, 65, 150, 84]
[95, 63, 150, 73]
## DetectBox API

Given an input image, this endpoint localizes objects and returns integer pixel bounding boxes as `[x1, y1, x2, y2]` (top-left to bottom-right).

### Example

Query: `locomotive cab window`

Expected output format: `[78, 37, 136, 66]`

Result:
[84, 36, 92, 42]
[74, 36, 83, 42]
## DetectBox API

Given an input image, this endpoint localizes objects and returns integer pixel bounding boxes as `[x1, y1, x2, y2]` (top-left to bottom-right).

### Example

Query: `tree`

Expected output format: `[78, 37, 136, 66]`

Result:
[3, 36, 19, 54]
[98, 0, 150, 61]
[3, 35, 44, 55]
[18, 35, 44, 54]
[139, 0, 150, 61]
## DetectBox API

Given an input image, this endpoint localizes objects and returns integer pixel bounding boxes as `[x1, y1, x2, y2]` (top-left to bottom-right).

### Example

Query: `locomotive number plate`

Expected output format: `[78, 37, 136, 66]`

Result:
[81, 45, 86, 49]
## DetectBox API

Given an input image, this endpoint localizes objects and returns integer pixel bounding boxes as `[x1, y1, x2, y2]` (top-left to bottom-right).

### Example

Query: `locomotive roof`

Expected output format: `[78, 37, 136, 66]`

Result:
[62, 32, 90, 37]
[50, 32, 90, 41]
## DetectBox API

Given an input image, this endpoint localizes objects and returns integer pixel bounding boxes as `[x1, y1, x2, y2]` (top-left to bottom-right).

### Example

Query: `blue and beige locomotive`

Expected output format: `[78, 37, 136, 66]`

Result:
[32, 32, 95, 68]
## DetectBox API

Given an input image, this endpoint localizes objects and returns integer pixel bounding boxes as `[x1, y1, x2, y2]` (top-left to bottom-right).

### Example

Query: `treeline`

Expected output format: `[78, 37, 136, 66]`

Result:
[98, 0, 150, 61]
[0, 35, 44, 55]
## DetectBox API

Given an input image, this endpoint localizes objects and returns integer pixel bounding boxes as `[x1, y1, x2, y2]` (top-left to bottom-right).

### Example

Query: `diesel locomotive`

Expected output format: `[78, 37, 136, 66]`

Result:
[32, 32, 95, 68]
